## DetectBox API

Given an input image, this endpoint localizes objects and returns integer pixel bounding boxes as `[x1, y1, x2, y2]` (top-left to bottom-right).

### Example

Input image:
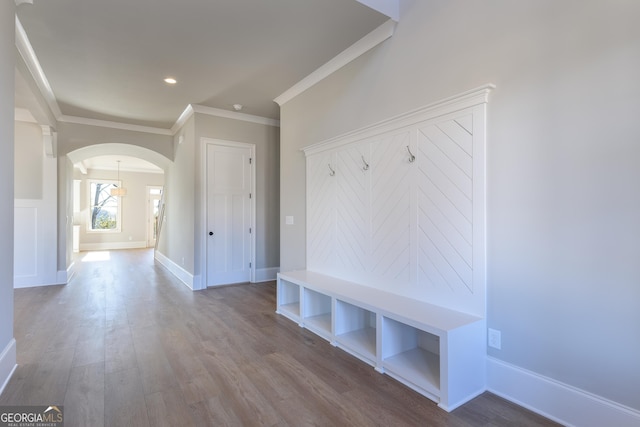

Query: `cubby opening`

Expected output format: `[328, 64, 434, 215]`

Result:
[382, 316, 440, 397]
[303, 288, 332, 337]
[277, 279, 300, 321]
[335, 300, 376, 364]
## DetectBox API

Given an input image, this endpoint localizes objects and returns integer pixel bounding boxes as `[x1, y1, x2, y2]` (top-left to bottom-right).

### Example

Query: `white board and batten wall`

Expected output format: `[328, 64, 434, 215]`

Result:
[277, 85, 493, 411]
[14, 121, 61, 288]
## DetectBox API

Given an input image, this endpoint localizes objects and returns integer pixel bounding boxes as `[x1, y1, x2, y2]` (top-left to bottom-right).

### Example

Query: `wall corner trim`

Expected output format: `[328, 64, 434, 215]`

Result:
[487, 357, 640, 427]
[0, 338, 17, 397]
[274, 19, 396, 106]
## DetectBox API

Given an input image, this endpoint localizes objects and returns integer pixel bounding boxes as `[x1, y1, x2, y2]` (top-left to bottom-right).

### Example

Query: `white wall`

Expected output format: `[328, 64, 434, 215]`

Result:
[0, 0, 16, 393]
[280, 0, 640, 418]
[75, 169, 164, 250]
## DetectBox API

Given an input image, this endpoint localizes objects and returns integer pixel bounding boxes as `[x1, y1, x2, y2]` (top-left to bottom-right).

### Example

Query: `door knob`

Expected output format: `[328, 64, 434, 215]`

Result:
[209, 231, 214, 236]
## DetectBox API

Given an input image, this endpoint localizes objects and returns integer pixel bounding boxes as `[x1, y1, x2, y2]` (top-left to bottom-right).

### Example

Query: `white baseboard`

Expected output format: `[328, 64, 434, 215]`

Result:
[255, 267, 279, 282]
[154, 251, 194, 290]
[14, 263, 74, 289]
[487, 356, 640, 427]
[79, 241, 147, 251]
[52, 261, 76, 286]
[0, 338, 17, 397]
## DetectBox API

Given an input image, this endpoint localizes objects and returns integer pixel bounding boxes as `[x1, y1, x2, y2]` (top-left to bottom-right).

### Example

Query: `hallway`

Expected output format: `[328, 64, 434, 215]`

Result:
[0, 249, 557, 426]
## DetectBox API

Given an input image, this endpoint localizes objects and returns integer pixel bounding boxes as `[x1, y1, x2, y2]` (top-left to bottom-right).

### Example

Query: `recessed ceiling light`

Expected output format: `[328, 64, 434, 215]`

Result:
[164, 77, 177, 85]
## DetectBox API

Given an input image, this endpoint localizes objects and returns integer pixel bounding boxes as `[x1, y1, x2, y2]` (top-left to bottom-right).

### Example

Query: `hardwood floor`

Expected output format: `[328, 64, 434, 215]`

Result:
[1, 249, 559, 426]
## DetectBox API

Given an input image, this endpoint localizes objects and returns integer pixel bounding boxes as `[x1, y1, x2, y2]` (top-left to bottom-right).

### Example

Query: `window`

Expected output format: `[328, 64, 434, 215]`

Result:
[88, 180, 122, 232]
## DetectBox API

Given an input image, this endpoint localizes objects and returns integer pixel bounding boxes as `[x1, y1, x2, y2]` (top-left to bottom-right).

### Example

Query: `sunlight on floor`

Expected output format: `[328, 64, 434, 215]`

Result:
[81, 251, 111, 262]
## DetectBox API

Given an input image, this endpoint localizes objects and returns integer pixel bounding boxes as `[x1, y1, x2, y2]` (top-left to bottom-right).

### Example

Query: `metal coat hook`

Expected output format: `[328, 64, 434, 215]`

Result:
[406, 146, 416, 163]
[361, 155, 369, 171]
[328, 163, 336, 176]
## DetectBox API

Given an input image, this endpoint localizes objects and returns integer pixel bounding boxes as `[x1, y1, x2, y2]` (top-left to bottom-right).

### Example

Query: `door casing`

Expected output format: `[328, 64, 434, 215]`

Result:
[200, 137, 256, 288]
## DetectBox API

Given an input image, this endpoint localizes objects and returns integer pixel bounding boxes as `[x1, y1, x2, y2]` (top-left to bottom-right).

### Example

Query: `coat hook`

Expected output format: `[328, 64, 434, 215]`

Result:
[328, 163, 336, 176]
[406, 146, 416, 163]
[361, 155, 369, 171]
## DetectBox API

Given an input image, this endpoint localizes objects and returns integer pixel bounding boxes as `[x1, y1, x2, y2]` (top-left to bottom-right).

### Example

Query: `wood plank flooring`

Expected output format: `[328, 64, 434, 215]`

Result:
[0, 249, 559, 426]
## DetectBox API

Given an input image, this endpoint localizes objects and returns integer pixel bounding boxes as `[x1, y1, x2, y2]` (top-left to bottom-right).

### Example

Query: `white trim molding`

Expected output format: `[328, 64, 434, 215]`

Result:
[56, 260, 76, 285]
[79, 241, 147, 252]
[171, 104, 196, 134]
[274, 19, 395, 106]
[58, 115, 173, 136]
[154, 250, 194, 290]
[0, 338, 17, 397]
[15, 17, 62, 119]
[487, 357, 640, 427]
[172, 104, 280, 134]
[41, 125, 57, 157]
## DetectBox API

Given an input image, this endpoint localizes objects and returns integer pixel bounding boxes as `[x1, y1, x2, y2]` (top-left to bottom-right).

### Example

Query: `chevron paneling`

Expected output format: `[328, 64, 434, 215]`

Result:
[307, 152, 336, 272]
[303, 88, 489, 316]
[336, 144, 370, 274]
[417, 115, 474, 295]
[370, 131, 412, 283]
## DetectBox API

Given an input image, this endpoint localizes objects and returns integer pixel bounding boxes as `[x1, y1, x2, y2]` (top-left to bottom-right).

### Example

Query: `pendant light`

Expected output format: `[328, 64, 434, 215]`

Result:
[110, 160, 127, 196]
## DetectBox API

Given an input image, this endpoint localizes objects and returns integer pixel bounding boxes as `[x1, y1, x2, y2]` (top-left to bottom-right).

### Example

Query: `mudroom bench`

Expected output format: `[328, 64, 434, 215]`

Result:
[276, 270, 486, 412]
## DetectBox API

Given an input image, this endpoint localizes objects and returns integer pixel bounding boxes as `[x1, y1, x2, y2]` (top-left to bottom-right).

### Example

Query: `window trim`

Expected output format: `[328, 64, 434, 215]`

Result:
[87, 179, 123, 233]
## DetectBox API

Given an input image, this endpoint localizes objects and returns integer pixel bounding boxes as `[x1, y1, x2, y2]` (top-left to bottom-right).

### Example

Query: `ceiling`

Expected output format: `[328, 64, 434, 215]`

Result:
[15, 0, 390, 129]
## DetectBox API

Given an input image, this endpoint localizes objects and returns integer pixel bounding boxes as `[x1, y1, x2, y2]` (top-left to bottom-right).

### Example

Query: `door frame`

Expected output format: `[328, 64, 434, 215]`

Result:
[146, 185, 163, 248]
[200, 137, 256, 287]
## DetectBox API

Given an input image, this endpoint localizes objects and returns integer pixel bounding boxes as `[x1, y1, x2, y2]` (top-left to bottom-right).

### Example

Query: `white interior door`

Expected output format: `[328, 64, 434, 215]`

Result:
[206, 142, 253, 286]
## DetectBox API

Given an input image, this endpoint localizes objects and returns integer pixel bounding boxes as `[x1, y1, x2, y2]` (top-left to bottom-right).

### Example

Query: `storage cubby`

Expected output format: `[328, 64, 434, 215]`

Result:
[277, 279, 301, 323]
[276, 270, 485, 411]
[302, 288, 332, 339]
[335, 300, 376, 365]
[381, 316, 440, 399]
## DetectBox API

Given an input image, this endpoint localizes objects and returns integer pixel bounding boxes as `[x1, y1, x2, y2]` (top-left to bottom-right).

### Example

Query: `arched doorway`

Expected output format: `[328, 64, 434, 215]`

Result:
[62, 144, 171, 279]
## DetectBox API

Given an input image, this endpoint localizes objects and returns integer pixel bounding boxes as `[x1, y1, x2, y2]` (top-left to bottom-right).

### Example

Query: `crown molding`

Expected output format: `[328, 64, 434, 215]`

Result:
[15, 16, 62, 119]
[274, 19, 395, 107]
[171, 104, 195, 134]
[171, 104, 280, 133]
[16, 16, 279, 138]
[58, 115, 173, 136]
[192, 104, 280, 128]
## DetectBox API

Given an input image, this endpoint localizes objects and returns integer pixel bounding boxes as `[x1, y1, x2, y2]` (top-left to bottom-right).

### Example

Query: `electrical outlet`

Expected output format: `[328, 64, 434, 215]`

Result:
[488, 328, 502, 350]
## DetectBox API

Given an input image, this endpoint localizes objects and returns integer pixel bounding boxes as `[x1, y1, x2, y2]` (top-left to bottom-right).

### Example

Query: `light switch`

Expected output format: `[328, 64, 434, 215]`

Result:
[285, 216, 294, 225]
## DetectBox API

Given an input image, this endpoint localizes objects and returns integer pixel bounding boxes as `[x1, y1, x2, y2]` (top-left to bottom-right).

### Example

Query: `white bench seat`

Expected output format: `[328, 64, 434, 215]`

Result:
[276, 270, 486, 412]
